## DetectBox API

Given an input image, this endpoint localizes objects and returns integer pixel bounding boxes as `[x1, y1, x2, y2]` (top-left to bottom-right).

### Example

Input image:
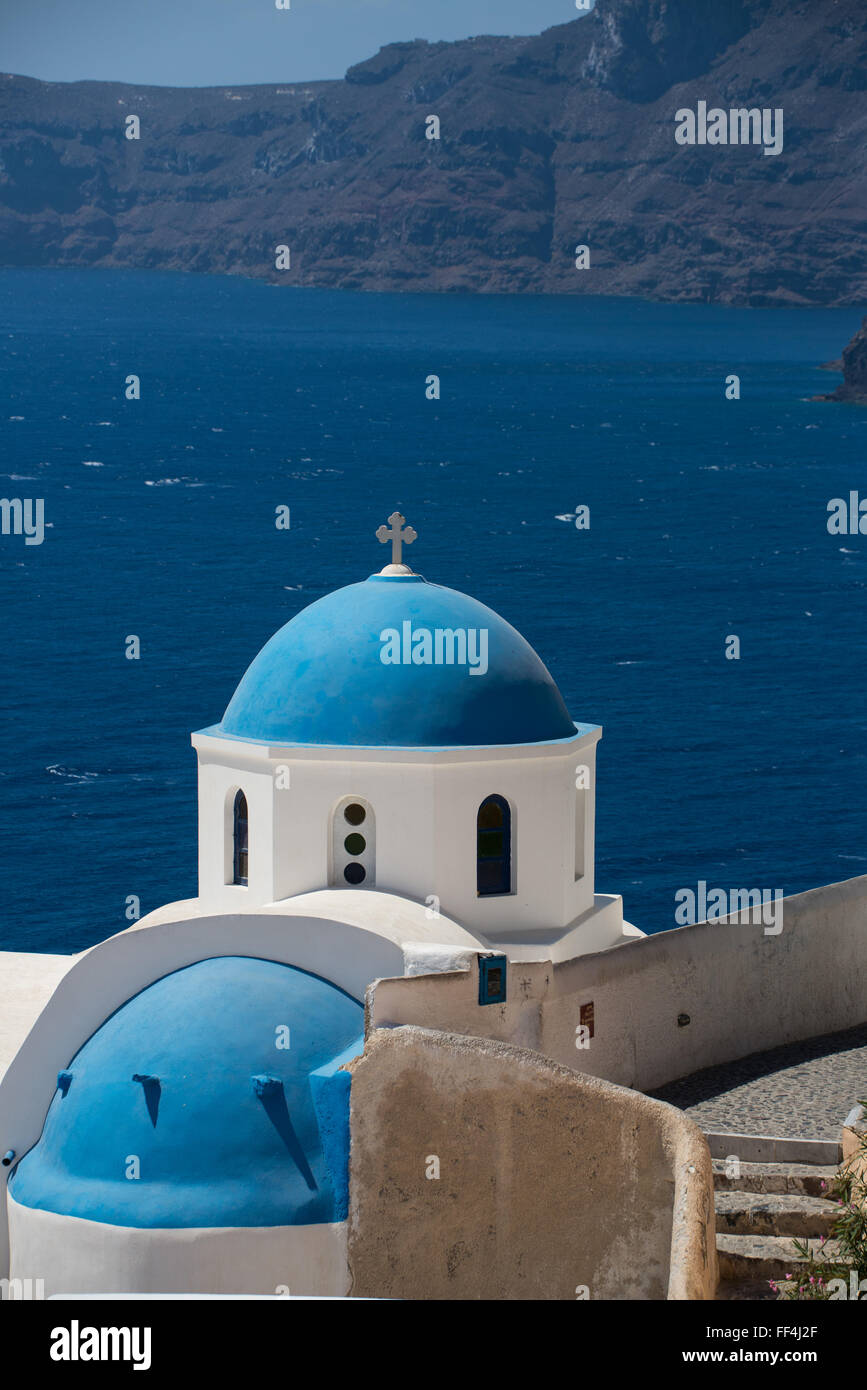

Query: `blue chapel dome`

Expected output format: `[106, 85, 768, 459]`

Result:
[10, 956, 363, 1229]
[215, 574, 576, 748]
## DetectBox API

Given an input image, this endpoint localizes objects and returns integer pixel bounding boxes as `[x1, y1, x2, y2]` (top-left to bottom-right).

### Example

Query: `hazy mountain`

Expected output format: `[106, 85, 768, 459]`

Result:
[1, 0, 865, 305]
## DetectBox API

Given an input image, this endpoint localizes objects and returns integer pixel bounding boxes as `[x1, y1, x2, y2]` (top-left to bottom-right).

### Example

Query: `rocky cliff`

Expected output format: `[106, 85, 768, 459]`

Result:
[1, 0, 866, 304]
[818, 319, 867, 402]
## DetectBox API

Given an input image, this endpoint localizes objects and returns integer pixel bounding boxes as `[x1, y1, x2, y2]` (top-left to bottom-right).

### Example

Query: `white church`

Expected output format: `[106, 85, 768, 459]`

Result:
[3, 514, 857, 1301]
[191, 510, 636, 960]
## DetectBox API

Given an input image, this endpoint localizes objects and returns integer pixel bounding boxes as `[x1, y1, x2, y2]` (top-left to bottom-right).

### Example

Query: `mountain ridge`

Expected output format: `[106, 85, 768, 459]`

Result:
[1, 0, 865, 305]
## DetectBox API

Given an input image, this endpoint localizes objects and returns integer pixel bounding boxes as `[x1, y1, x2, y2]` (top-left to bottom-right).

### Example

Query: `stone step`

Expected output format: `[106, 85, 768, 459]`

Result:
[716, 1234, 843, 1284]
[712, 1159, 838, 1198]
[715, 1190, 840, 1238]
[705, 1131, 841, 1166]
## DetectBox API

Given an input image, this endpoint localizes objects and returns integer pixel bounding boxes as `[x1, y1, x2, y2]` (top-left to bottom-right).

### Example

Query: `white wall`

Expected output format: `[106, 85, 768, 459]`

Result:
[543, 874, 867, 1092]
[7, 1195, 348, 1297]
[196, 752, 274, 909]
[368, 875, 867, 1095]
[193, 727, 601, 936]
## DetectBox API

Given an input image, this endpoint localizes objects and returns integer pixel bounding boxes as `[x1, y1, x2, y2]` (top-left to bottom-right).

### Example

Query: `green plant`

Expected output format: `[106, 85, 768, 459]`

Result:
[772, 1100, 867, 1301]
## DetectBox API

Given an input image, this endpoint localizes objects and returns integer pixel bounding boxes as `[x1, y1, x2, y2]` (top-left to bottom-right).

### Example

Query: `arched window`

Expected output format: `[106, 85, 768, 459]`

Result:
[331, 796, 375, 887]
[233, 790, 249, 886]
[477, 795, 511, 897]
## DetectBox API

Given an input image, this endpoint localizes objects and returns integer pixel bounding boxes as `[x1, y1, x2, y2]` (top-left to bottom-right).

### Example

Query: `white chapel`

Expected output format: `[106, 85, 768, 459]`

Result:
[0, 514, 644, 1299]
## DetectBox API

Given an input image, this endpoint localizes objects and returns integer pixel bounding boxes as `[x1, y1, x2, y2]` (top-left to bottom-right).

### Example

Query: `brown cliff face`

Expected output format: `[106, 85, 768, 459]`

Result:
[0, 0, 865, 305]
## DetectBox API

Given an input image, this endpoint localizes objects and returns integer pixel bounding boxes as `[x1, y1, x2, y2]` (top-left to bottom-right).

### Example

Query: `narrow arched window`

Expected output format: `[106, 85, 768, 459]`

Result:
[477, 795, 511, 897]
[233, 790, 248, 886]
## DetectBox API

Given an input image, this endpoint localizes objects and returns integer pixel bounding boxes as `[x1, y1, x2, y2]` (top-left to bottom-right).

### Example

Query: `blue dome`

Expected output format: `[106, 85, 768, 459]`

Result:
[11, 957, 363, 1229]
[215, 574, 576, 748]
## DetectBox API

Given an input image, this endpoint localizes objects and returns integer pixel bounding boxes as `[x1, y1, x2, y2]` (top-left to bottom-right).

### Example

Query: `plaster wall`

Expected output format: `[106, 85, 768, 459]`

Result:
[346, 1027, 717, 1300]
[7, 1194, 348, 1297]
[368, 876, 867, 1094]
[193, 729, 600, 936]
[197, 756, 274, 909]
[543, 874, 867, 1092]
[0, 952, 77, 1079]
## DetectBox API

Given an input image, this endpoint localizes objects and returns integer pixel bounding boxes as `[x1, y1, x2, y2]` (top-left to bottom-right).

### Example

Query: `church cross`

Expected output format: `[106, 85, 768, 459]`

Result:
[376, 511, 417, 566]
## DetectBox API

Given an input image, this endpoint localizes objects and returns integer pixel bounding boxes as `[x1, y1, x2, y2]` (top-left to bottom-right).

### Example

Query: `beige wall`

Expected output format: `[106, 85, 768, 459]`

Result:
[346, 1027, 717, 1300]
[842, 1120, 866, 1212]
[369, 876, 867, 1093]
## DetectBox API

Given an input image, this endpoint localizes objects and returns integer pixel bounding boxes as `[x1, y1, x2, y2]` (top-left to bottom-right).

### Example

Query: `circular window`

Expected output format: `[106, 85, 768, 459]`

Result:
[344, 863, 366, 885]
[344, 803, 366, 826]
[344, 833, 366, 856]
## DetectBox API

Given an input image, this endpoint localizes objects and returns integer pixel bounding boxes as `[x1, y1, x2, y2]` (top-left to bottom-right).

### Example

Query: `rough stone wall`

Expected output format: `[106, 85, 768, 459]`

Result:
[842, 1119, 867, 1212]
[347, 1026, 716, 1300]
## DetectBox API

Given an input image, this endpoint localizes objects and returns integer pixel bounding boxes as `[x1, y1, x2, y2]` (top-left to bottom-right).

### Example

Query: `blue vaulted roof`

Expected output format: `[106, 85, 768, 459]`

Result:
[10, 956, 363, 1229]
[210, 573, 577, 749]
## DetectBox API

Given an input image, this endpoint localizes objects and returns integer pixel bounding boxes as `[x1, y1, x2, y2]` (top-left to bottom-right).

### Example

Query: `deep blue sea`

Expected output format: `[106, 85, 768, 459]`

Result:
[1, 268, 865, 953]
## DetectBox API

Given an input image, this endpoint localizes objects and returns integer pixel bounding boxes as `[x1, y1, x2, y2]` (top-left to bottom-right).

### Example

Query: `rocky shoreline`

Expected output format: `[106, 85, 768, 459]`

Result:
[815, 319, 867, 403]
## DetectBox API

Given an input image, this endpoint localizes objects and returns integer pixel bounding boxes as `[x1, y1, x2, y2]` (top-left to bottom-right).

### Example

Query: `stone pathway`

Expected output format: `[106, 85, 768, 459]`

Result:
[648, 1023, 867, 1140]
